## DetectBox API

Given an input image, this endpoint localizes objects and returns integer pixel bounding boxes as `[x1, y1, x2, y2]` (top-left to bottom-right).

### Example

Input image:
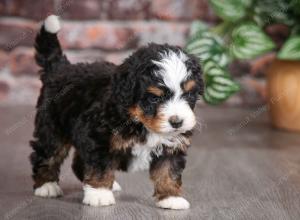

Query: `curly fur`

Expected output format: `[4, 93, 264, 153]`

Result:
[30, 15, 204, 209]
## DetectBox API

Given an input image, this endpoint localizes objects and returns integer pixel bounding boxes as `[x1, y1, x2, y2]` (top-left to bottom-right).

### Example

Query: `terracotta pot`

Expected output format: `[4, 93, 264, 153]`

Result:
[267, 59, 300, 132]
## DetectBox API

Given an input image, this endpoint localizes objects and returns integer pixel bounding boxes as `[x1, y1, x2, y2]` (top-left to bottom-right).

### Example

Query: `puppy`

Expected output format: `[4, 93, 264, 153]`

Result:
[30, 15, 204, 210]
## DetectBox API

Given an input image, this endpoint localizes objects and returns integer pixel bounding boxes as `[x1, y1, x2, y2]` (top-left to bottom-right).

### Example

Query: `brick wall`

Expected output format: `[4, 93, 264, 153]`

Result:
[0, 0, 265, 106]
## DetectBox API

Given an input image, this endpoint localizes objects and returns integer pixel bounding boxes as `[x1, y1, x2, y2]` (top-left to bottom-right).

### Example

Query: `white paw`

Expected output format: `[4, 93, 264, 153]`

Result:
[112, 181, 122, 192]
[156, 196, 190, 210]
[83, 185, 115, 207]
[34, 182, 63, 198]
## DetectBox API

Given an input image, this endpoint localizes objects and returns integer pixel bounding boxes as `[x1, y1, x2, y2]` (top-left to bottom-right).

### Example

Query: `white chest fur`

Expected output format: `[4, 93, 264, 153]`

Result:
[127, 132, 189, 172]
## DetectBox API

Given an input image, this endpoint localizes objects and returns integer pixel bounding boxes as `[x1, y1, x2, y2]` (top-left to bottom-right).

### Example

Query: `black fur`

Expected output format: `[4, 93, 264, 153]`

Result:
[30, 20, 204, 194]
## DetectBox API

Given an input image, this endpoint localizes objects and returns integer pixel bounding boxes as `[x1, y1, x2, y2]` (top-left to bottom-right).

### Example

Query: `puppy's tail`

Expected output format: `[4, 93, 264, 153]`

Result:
[34, 15, 69, 71]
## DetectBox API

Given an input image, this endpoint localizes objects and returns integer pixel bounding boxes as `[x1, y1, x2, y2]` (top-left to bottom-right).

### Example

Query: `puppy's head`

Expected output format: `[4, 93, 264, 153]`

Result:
[113, 43, 204, 134]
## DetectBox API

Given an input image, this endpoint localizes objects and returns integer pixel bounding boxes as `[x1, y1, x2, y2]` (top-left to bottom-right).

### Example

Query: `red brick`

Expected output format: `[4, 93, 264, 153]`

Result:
[65, 50, 104, 63]
[9, 47, 39, 76]
[104, 50, 133, 64]
[57, 0, 101, 20]
[0, 77, 41, 105]
[103, 0, 151, 20]
[0, 1, 5, 14]
[0, 50, 9, 70]
[0, 19, 37, 51]
[65, 50, 132, 64]
[59, 22, 137, 50]
[6, 47, 133, 77]
[2, 0, 55, 20]
[59, 21, 188, 50]
[132, 21, 189, 47]
[150, 0, 216, 21]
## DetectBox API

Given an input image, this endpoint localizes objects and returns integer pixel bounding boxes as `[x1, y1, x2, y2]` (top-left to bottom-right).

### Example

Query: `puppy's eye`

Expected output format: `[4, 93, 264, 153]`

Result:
[183, 91, 197, 101]
[148, 95, 160, 103]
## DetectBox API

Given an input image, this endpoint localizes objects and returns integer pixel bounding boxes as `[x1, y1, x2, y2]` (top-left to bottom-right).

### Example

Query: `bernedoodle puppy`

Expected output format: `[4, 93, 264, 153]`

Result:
[30, 15, 204, 210]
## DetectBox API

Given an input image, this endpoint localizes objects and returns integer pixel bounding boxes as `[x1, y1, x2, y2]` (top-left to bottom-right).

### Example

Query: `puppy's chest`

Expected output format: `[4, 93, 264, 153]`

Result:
[112, 132, 190, 172]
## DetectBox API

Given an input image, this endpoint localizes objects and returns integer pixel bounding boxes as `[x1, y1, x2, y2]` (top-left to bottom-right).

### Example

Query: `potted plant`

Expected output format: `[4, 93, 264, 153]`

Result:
[186, 0, 300, 132]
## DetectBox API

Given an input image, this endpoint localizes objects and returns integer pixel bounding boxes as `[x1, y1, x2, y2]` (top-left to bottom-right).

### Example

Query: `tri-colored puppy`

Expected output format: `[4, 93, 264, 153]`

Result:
[30, 15, 204, 210]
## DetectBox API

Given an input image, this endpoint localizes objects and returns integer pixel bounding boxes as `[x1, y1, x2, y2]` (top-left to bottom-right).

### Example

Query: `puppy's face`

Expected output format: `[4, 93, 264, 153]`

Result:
[129, 49, 203, 134]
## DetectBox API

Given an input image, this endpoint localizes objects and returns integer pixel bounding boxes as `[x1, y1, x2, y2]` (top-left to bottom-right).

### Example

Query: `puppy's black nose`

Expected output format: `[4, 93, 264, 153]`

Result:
[169, 116, 183, 128]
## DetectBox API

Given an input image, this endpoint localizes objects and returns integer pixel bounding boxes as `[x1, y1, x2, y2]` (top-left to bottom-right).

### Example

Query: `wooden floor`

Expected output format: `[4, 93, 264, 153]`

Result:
[1, 105, 300, 220]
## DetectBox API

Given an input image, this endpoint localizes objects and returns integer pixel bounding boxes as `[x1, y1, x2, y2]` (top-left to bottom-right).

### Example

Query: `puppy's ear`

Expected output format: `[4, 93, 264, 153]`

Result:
[186, 54, 205, 96]
[112, 62, 141, 108]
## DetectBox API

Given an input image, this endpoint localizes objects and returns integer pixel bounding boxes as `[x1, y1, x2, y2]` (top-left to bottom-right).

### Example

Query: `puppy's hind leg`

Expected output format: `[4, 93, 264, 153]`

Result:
[30, 140, 71, 197]
[30, 112, 71, 197]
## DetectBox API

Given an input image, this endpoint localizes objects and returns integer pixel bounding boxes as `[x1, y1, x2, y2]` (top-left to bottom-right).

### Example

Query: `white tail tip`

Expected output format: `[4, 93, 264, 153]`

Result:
[44, 15, 61, 34]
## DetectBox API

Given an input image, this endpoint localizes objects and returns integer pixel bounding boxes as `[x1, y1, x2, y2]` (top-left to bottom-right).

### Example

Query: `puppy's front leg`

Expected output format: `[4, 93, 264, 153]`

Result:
[82, 167, 116, 207]
[72, 114, 118, 207]
[150, 152, 190, 210]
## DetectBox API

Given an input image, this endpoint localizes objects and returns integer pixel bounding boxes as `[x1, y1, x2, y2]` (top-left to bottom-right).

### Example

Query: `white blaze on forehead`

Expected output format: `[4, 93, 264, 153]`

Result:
[152, 50, 190, 93]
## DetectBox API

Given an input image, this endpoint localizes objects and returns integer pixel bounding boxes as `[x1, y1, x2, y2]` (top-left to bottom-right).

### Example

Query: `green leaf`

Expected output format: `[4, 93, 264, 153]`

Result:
[202, 60, 240, 105]
[209, 0, 252, 22]
[240, 0, 252, 6]
[189, 21, 209, 36]
[186, 32, 229, 67]
[278, 36, 300, 60]
[291, 0, 300, 16]
[230, 23, 275, 60]
[291, 26, 300, 36]
[186, 23, 240, 105]
[254, 0, 295, 26]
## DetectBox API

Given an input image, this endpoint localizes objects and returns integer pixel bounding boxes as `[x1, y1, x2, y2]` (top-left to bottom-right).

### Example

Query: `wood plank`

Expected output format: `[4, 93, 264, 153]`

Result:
[0, 106, 300, 220]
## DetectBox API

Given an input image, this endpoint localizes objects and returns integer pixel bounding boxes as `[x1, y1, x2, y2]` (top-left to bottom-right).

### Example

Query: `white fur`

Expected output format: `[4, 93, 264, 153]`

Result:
[152, 50, 196, 133]
[152, 50, 189, 92]
[112, 181, 122, 191]
[44, 15, 61, 34]
[128, 132, 169, 172]
[160, 99, 196, 133]
[34, 182, 63, 197]
[83, 185, 115, 207]
[156, 196, 190, 210]
[128, 145, 153, 172]
[128, 132, 188, 172]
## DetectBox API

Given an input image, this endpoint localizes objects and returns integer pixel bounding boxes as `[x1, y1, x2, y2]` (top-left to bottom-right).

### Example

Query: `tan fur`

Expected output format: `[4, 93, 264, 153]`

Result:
[111, 133, 137, 151]
[83, 168, 115, 189]
[147, 86, 164, 96]
[164, 135, 190, 154]
[183, 80, 196, 92]
[150, 161, 182, 200]
[129, 106, 165, 133]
